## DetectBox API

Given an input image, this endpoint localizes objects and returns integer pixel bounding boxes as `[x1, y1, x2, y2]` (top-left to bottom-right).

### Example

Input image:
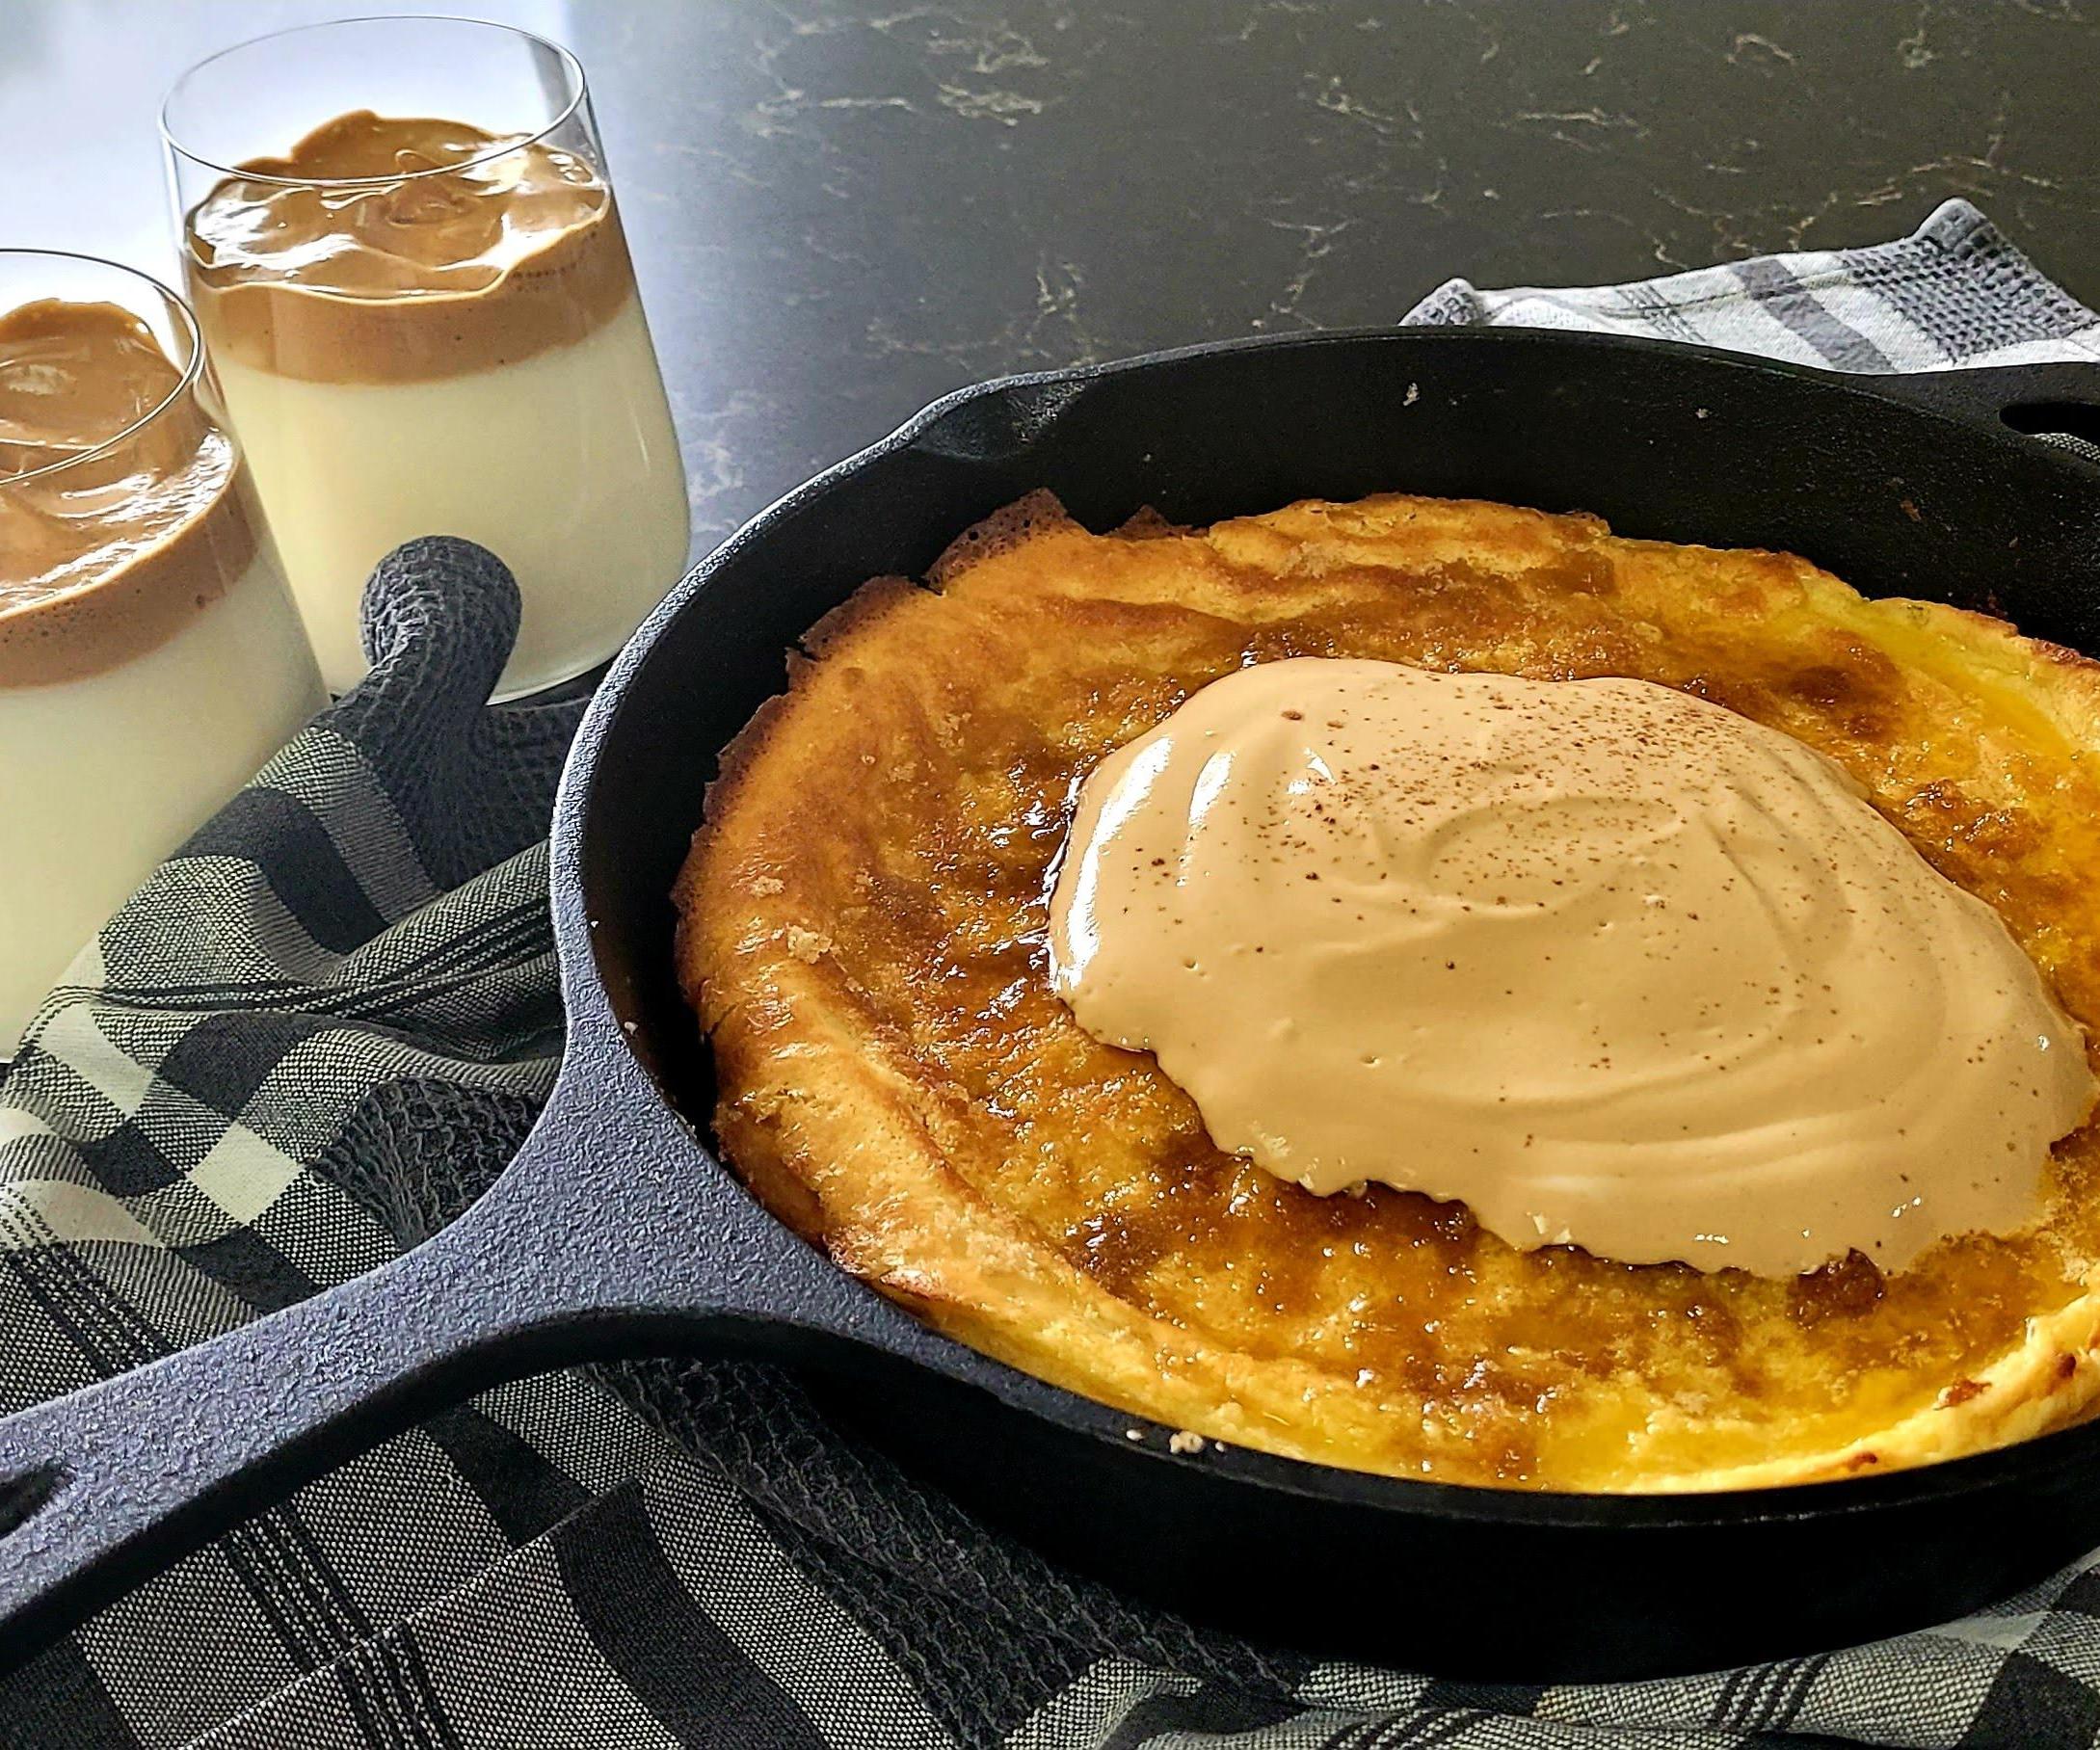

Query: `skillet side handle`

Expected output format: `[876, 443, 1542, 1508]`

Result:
[0, 1211, 535, 1664]
[0, 1088, 816, 1670]
[1859, 360, 2100, 451]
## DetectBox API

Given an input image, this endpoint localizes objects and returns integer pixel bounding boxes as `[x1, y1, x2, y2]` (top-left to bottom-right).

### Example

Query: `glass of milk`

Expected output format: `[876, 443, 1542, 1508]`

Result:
[161, 17, 692, 702]
[0, 251, 325, 1058]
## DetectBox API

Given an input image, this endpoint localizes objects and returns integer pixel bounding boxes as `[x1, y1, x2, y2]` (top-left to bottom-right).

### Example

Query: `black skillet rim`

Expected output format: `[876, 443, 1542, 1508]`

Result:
[556, 322, 2100, 1536]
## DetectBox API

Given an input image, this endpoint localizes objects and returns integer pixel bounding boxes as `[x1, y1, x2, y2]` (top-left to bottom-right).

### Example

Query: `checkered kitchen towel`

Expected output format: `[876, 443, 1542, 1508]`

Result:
[4, 197, 2100, 1750]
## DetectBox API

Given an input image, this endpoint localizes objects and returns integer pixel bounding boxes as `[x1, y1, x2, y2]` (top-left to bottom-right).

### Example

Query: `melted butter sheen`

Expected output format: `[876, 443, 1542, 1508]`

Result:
[1048, 656, 2099, 1277]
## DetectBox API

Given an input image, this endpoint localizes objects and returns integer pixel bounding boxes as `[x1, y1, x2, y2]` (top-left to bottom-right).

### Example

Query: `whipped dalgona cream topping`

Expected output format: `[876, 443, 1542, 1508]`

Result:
[0, 298, 256, 683]
[183, 111, 632, 383]
[1048, 656, 2097, 1277]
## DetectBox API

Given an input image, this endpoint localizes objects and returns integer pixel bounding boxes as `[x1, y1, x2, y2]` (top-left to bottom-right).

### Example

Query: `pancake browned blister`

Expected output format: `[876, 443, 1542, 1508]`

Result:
[675, 489, 2100, 1493]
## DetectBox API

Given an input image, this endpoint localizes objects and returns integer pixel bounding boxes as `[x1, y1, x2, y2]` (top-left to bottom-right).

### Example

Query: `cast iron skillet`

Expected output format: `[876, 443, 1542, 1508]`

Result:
[2, 329, 2100, 1683]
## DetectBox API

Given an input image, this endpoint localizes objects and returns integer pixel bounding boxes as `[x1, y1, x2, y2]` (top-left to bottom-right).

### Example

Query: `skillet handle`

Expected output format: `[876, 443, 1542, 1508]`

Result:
[0, 1077, 852, 1667]
[1859, 360, 2100, 453]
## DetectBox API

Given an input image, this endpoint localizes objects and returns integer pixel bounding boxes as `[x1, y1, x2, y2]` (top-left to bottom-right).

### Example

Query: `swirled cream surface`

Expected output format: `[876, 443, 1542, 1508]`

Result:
[183, 112, 630, 383]
[1048, 656, 2098, 1277]
[0, 299, 254, 683]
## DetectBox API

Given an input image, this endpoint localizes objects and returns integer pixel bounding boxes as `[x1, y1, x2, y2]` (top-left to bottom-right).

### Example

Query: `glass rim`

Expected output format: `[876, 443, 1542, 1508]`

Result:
[0, 249, 206, 491]
[158, 13, 591, 191]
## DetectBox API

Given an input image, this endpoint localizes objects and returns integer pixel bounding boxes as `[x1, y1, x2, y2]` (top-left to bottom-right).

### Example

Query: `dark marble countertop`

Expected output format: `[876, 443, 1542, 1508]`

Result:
[590, 0, 2099, 555]
[5, 0, 2096, 559]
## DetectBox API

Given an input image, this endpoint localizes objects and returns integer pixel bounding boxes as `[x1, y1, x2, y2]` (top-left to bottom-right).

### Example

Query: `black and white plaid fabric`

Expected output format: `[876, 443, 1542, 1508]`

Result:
[4, 197, 2099, 1749]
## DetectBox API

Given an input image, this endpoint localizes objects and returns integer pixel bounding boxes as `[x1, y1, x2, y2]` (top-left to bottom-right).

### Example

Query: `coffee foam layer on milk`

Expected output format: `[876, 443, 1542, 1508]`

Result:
[183, 112, 636, 384]
[0, 300, 258, 686]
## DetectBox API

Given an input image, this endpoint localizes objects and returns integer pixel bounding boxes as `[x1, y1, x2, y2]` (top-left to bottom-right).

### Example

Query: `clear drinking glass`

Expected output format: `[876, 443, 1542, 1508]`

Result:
[162, 16, 691, 702]
[0, 251, 325, 1057]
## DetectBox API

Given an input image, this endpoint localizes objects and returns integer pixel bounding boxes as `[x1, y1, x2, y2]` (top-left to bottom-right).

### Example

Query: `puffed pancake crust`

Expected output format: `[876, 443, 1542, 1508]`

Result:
[675, 490, 2100, 1493]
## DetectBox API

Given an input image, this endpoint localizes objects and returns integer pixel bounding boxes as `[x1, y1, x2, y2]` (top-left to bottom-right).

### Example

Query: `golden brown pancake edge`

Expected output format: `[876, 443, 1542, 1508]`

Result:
[675, 488, 2100, 1493]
